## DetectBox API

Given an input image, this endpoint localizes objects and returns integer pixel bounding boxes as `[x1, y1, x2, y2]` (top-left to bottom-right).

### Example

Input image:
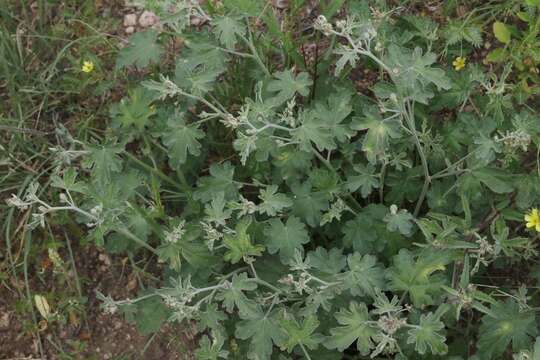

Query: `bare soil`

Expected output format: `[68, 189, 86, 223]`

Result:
[0, 242, 196, 359]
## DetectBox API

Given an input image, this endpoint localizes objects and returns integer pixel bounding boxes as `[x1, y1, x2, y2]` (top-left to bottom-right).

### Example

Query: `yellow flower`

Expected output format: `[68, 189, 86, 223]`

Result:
[81, 60, 94, 73]
[524, 208, 540, 232]
[452, 56, 466, 71]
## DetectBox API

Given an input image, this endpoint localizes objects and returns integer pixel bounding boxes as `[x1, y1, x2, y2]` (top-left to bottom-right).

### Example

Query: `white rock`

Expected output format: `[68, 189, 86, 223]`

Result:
[190, 16, 206, 26]
[125, 26, 135, 34]
[123, 13, 137, 27]
[139, 10, 159, 28]
[0, 312, 10, 329]
[272, 0, 289, 9]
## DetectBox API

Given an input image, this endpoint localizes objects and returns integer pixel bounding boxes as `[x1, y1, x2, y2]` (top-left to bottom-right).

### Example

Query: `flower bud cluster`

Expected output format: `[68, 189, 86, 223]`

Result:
[201, 221, 224, 250]
[221, 113, 241, 129]
[495, 130, 531, 151]
[314, 15, 333, 36]
[278, 273, 313, 294]
[86, 204, 104, 227]
[238, 195, 257, 216]
[164, 220, 186, 244]
[162, 294, 198, 322]
[377, 314, 406, 335]
[5, 194, 30, 210]
[320, 198, 347, 226]
[280, 98, 297, 128]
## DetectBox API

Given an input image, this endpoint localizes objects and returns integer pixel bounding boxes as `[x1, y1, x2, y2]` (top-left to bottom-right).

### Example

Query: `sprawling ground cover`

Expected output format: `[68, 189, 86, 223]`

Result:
[1, 1, 540, 359]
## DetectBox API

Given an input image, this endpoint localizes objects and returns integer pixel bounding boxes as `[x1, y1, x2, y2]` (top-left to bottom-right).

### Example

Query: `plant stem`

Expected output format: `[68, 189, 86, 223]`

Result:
[379, 161, 387, 203]
[299, 343, 312, 360]
[124, 152, 191, 193]
[430, 149, 480, 180]
[311, 146, 361, 213]
[248, 261, 259, 279]
[247, 277, 282, 293]
[178, 90, 226, 117]
[116, 227, 158, 255]
[240, 23, 271, 77]
[342, 33, 392, 74]
[402, 101, 430, 217]
[264, 295, 279, 318]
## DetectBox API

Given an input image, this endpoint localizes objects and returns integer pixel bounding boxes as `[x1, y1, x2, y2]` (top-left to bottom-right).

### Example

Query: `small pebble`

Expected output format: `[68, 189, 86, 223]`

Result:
[123, 13, 137, 27]
[139, 10, 159, 28]
[98, 253, 111, 266]
[190, 16, 204, 27]
[272, 0, 289, 9]
[0, 312, 10, 329]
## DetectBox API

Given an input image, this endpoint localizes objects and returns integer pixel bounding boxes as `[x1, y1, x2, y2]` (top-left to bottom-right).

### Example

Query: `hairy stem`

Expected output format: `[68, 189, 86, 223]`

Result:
[402, 101, 430, 217]
[311, 146, 361, 213]
[299, 343, 312, 360]
[240, 23, 271, 77]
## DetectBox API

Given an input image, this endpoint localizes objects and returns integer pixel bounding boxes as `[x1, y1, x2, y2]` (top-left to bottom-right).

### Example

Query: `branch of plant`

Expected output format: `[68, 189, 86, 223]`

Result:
[310, 146, 361, 214]
[402, 101, 431, 217]
[238, 23, 271, 78]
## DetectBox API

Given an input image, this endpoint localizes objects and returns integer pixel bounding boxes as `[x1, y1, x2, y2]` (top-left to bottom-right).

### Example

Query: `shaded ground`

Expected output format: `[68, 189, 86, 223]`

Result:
[0, 241, 196, 359]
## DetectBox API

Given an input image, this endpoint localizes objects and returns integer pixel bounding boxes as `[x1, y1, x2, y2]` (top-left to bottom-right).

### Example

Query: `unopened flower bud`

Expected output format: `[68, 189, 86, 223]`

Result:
[59, 193, 68, 203]
[314, 15, 333, 36]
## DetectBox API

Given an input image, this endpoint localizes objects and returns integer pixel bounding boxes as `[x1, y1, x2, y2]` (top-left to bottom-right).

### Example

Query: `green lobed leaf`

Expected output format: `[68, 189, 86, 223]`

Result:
[116, 30, 163, 69]
[325, 302, 378, 354]
[346, 163, 380, 198]
[383, 206, 415, 237]
[82, 140, 124, 184]
[223, 218, 265, 264]
[113, 87, 156, 130]
[197, 303, 227, 334]
[235, 308, 287, 360]
[264, 216, 310, 264]
[175, 39, 228, 95]
[267, 70, 312, 104]
[385, 45, 451, 96]
[162, 116, 205, 168]
[216, 272, 258, 317]
[477, 299, 537, 358]
[351, 107, 402, 163]
[195, 333, 229, 360]
[472, 168, 514, 194]
[280, 315, 323, 353]
[342, 253, 385, 297]
[204, 195, 232, 226]
[295, 89, 355, 151]
[387, 249, 452, 306]
[129, 295, 168, 335]
[290, 181, 329, 227]
[307, 247, 347, 276]
[213, 16, 245, 49]
[258, 185, 293, 216]
[407, 308, 449, 355]
[194, 162, 240, 202]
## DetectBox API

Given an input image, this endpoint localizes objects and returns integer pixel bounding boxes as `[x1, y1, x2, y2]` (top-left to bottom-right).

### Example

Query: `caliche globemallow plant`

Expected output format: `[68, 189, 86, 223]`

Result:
[6, 1, 540, 359]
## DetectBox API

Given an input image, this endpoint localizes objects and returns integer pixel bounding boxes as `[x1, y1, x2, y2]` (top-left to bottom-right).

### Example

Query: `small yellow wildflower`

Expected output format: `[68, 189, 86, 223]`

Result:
[81, 60, 94, 73]
[524, 208, 540, 232]
[452, 56, 466, 71]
